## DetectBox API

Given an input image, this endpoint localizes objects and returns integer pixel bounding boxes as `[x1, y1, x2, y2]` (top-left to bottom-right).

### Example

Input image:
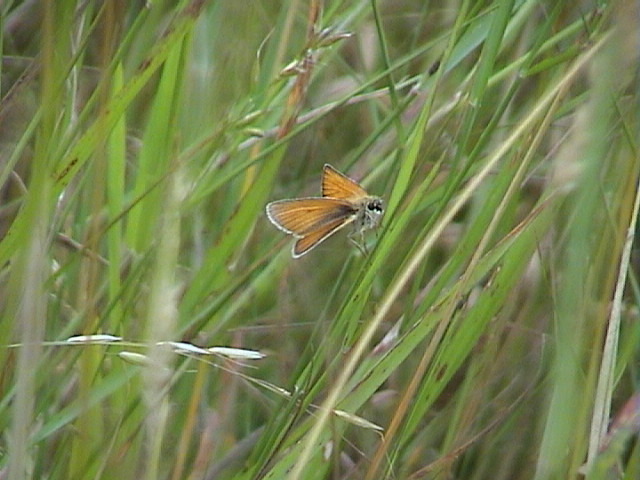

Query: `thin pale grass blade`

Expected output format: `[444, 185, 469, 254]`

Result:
[66, 334, 122, 344]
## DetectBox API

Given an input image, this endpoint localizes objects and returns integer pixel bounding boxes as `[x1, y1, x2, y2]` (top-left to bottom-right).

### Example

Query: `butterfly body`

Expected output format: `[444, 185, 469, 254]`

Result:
[352, 196, 384, 232]
[266, 164, 383, 258]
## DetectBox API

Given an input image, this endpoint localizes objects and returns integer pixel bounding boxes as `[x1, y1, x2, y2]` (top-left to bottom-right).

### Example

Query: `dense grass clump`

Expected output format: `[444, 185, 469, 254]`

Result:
[1, 1, 639, 479]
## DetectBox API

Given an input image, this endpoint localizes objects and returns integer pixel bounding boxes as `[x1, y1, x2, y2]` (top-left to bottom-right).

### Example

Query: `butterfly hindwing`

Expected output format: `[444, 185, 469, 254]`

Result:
[293, 216, 354, 257]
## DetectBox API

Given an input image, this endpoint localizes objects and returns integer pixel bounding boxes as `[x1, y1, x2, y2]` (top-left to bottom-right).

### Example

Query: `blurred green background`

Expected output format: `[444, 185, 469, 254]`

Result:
[1, 0, 639, 479]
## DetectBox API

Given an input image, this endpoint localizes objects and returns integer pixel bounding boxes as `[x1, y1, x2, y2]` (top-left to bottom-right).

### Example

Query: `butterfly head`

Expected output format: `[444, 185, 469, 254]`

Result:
[358, 196, 384, 231]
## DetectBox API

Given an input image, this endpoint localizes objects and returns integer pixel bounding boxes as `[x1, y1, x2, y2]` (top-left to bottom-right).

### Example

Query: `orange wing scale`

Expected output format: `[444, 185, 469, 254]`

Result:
[266, 198, 355, 236]
[322, 164, 368, 199]
[293, 216, 354, 257]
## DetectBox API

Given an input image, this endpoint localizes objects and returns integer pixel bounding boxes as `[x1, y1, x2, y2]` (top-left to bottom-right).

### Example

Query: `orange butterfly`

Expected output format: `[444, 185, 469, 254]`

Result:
[266, 164, 384, 258]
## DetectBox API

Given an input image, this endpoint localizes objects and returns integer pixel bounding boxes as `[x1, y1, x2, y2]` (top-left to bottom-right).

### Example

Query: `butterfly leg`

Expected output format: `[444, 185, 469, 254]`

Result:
[348, 230, 369, 257]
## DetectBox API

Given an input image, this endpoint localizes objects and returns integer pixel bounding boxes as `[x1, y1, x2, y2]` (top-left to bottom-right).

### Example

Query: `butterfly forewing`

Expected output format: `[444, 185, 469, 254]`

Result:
[293, 216, 354, 257]
[266, 198, 356, 236]
[322, 164, 369, 199]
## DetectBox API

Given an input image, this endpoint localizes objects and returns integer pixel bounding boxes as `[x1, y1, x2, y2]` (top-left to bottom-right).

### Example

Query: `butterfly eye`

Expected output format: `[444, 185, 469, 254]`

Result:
[367, 200, 383, 213]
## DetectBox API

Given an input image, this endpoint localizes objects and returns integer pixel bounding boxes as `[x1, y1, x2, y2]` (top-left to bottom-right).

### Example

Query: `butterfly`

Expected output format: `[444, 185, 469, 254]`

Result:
[266, 164, 384, 258]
